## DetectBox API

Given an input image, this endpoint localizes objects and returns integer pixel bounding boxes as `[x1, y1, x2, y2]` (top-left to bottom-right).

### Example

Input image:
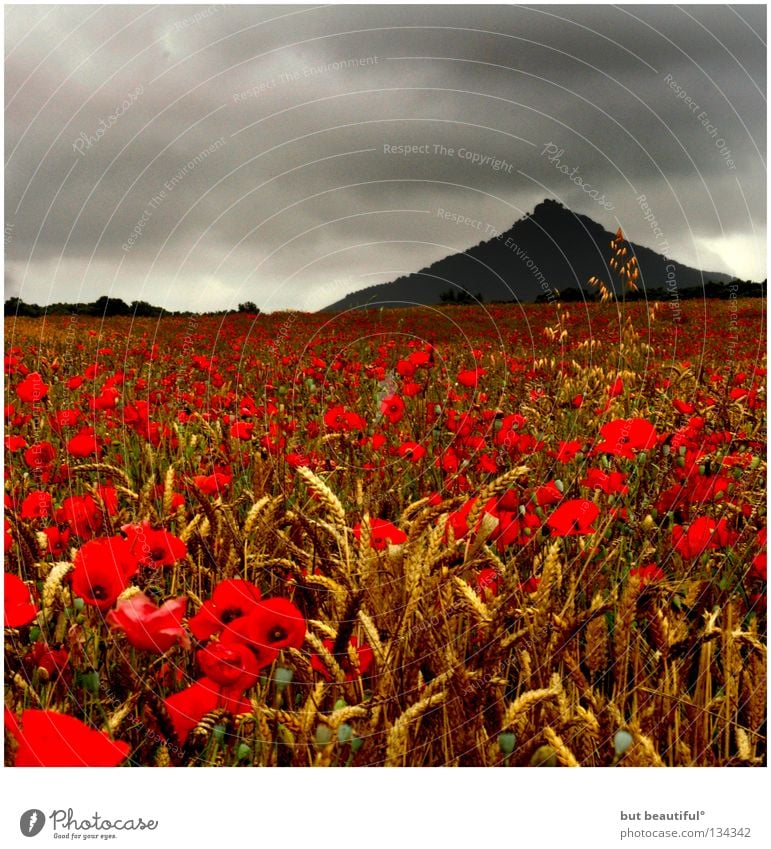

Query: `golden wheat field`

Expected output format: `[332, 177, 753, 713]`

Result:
[3, 297, 767, 767]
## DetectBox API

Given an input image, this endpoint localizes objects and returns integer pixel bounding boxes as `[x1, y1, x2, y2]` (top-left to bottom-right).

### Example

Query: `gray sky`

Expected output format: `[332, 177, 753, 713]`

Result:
[4, 3, 766, 313]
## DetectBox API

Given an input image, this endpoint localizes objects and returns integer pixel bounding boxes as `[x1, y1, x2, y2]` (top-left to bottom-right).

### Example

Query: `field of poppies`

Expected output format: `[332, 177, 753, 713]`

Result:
[3, 297, 767, 767]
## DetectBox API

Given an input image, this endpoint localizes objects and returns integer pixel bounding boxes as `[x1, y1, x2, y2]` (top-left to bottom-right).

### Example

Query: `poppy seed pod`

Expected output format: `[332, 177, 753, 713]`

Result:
[614, 729, 634, 757]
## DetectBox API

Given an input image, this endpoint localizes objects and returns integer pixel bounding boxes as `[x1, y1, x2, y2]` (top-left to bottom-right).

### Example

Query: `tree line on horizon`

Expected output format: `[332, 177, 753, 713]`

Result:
[3, 295, 261, 318]
[3, 281, 763, 318]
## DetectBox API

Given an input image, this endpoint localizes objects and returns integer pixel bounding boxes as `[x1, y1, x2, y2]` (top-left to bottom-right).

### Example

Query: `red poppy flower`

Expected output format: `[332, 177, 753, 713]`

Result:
[608, 378, 624, 398]
[26, 642, 71, 684]
[197, 641, 260, 688]
[56, 494, 103, 540]
[163, 678, 251, 745]
[550, 440, 583, 463]
[121, 520, 187, 568]
[535, 481, 563, 507]
[673, 399, 696, 415]
[219, 622, 280, 670]
[229, 421, 254, 440]
[324, 405, 349, 431]
[343, 410, 367, 431]
[187, 578, 263, 641]
[310, 635, 374, 681]
[49, 408, 82, 432]
[402, 381, 423, 397]
[106, 592, 189, 652]
[4, 435, 27, 451]
[42, 526, 71, 558]
[750, 553, 766, 582]
[446, 498, 477, 540]
[688, 475, 730, 505]
[397, 441, 427, 462]
[546, 500, 599, 536]
[5, 708, 130, 766]
[439, 446, 460, 473]
[476, 453, 499, 474]
[221, 597, 306, 656]
[23, 441, 56, 473]
[410, 349, 432, 367]
[66, 428, 100, 459]
[71, 536, 138, 609]
[581, 468, 629, 495]
[490, 489, 519, 512]
[353, 517, 407, 550]
[519, 576, 540, 593]
[380, 394, 405, 424]
[94, 484, 119, 515]
[593, 418, 657, 460]
[494, 510, 541, 550]
[476, 567, 502, 600]
[4, 572, 38, 627]
[286, 450, 312, 468]
[192, 472, 232, 497]
[20, 491, 53, 521]
[629, 564, 665, 585]
[457, 368, 486, 388]
[15, 372, 49, 404]
[396, 358, 416, 378]
[672, 516, 737, 559]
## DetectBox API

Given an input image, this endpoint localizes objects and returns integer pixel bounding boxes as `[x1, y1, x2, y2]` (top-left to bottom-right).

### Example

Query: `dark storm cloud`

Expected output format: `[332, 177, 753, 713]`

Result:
[4, 3, 765, 312]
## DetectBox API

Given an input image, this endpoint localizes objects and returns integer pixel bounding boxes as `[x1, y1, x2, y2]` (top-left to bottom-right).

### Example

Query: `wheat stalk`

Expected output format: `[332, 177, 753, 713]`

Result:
[385, 691, 447, 766]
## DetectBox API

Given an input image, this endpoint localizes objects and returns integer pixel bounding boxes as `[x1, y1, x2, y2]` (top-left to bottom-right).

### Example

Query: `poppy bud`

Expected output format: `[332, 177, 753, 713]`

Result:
[237, 743, 252, 761]
[498, 732, 516, 755]
[350, 736, 364, 753]
[78, 670, 100, 694]
[641, 515, 656, 532]
[315, 724, 332, 746]
[337, 723, 353, 743]
[750, 455, 761, 471]
[212, 724, 226, 745]
[274, 667, 293, 692]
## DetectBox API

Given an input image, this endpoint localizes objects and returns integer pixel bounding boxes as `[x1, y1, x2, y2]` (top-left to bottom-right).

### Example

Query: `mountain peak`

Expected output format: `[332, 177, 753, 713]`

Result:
[321, 200, 734, 311]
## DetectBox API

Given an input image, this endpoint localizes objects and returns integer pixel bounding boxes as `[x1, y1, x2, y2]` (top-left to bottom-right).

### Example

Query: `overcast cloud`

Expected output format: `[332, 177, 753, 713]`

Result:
[4, 3, 766, 312]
